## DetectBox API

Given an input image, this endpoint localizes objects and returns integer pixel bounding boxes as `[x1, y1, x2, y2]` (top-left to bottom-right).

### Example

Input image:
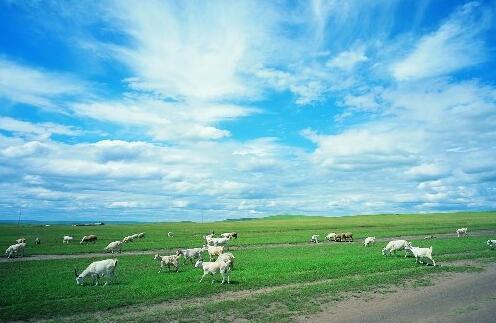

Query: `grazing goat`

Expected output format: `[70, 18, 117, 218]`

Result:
[63, 235, 73, 244]
[130, 233, 140, 240]
[404, 245, 436, 266]
[137, 232, 145, 238]
[75, 259, 118, 285]
[104, 241, 123, 254]
[16, 238, 26, 244]
[206, 245, 224, 261]
[168, 231, 174, 237]
[342, 232, 353, 242]
[80, 235, 97, 244]
[122, 236, 134, 243]
[207, 237, 230, 246]
[35, 237, 40, 245]
[195, 259, 231, 284]
[5, 242, 26, 258]
[382, 240, 411, 256]
[364, 237, 376, 247]
[310, 235, 320, 243]
[487, 240, 496, 249]
[217, 252, 235, 270]
[177, 247, 205, 266]
[154, 252, 182, 272]
[220, 232, 238, 239]
[456, 228, 468, 237]
[326, 233, 337, 241]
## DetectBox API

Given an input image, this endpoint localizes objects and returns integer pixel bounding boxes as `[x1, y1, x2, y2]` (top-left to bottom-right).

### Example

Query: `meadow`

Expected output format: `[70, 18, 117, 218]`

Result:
[1, 211, 496, 322]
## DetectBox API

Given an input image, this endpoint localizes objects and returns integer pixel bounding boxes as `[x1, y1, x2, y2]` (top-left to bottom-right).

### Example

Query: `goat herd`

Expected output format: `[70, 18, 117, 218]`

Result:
[4, 227, 496, 287]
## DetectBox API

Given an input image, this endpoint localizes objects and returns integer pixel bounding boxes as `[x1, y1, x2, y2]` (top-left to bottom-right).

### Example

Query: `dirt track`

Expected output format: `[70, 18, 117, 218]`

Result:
[1, 229, 495, 263]
[299, 262, 496, 323]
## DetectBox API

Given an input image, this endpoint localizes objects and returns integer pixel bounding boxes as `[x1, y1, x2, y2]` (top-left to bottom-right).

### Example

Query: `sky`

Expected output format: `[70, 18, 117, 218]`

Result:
[0, 0, 495, 222]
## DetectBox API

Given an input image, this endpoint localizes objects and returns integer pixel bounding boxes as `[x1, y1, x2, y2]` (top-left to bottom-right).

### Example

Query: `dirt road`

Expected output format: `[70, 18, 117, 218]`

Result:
[299, 262, 496, 323]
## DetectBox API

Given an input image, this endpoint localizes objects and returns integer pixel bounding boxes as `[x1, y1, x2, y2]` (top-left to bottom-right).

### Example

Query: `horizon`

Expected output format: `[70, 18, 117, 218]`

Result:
[1, 1, 496, 221]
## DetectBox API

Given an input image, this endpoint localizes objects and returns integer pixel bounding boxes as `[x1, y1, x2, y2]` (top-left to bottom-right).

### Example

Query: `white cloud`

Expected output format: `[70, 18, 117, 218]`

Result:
[0, 58, 87, 109]
[327, 46, 368, 71]
[391, 2, 489, 81]
[0, 117, 79, 139]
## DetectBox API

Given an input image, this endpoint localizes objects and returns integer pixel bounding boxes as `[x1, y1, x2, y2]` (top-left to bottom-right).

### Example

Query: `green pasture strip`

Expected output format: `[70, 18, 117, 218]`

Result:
[1, 211, 495, 256]
[51, 265, 483, 323]
[1, 235, 495, 321]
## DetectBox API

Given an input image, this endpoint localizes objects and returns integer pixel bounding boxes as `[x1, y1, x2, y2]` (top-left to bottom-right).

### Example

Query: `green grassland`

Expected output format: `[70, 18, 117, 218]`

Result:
[0, 212, 496, 321]
[1, 211, 495, 255]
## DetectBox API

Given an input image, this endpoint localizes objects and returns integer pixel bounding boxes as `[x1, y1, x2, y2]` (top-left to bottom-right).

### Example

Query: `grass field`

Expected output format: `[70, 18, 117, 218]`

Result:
[1, 211, 496, 322]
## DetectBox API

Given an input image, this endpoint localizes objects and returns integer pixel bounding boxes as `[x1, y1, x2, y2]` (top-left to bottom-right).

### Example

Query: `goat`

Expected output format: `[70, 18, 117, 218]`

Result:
[104, 241, 123, 254]
[364, 237, 375, 247]
[154, 252, 182, 272]
[75, 259, 118, 286]
[195, 259, 231, 284]
[404, 245, 436, 266]
[5, 242, 26, 258]
[382, 240, 411, 256]
[456, 228, 468, 237]
[63, 235, 73, 244]
[80, 235, 97, 244]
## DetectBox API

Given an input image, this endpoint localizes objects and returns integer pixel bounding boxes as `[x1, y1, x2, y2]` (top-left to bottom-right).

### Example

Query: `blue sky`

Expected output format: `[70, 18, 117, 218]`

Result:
[0, 0, 495, 222]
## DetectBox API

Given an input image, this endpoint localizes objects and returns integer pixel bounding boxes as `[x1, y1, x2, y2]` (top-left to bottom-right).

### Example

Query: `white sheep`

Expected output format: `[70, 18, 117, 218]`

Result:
[75, 258, 118, 286]
[206, 245, 224, 261]
[382, 240, 412, 256]
[486, 240, 496, 249]
[104, 241, 123, 254]
[195, 259, 231, 284]
[404, 245, 436, 266]
[364, 237, 376, 247]
[325, 233, 337, 241]
[5, 242, 26, 258]
[456, 227, 468, 237]
[63, 235, 73, 244]
[217, 252, 235, 270]
[154, 252, 182, 272]
[310, 235, 320, 243]
[177, 247, 205, 266]
[16, 238, 27, 244]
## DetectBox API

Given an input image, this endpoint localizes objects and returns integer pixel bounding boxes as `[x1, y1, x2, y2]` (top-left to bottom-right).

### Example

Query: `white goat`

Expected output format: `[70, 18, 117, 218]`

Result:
[217, 252, 235, 270]
[486, 240, 496, 249]
[80, 235, 97, 244]
[5, 242, 26, 258]
[177, 247, 205, 266]
[137, 232, 145, 238]
[310, 235, 320, 243]
[325, 233, 337, 241]
[16, 238, 27, 244]
[154, 252, 182, 272]
[104, 241, 123, 254]
[456, 228, 468, 237]
[130, 233, 140, 240]
[122, 236, 134, 243]
[195, 259, 231, 284]
[404, 245, 436, 266]
[63, 235, 73, 244]
[168, 231, 174, 237]
[207, 237, 230, 246]
[364, 237, 376, 247]
[382, 240, 411, 256]
[75, 258, 118, 286]
[206, 245, 224, 261]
